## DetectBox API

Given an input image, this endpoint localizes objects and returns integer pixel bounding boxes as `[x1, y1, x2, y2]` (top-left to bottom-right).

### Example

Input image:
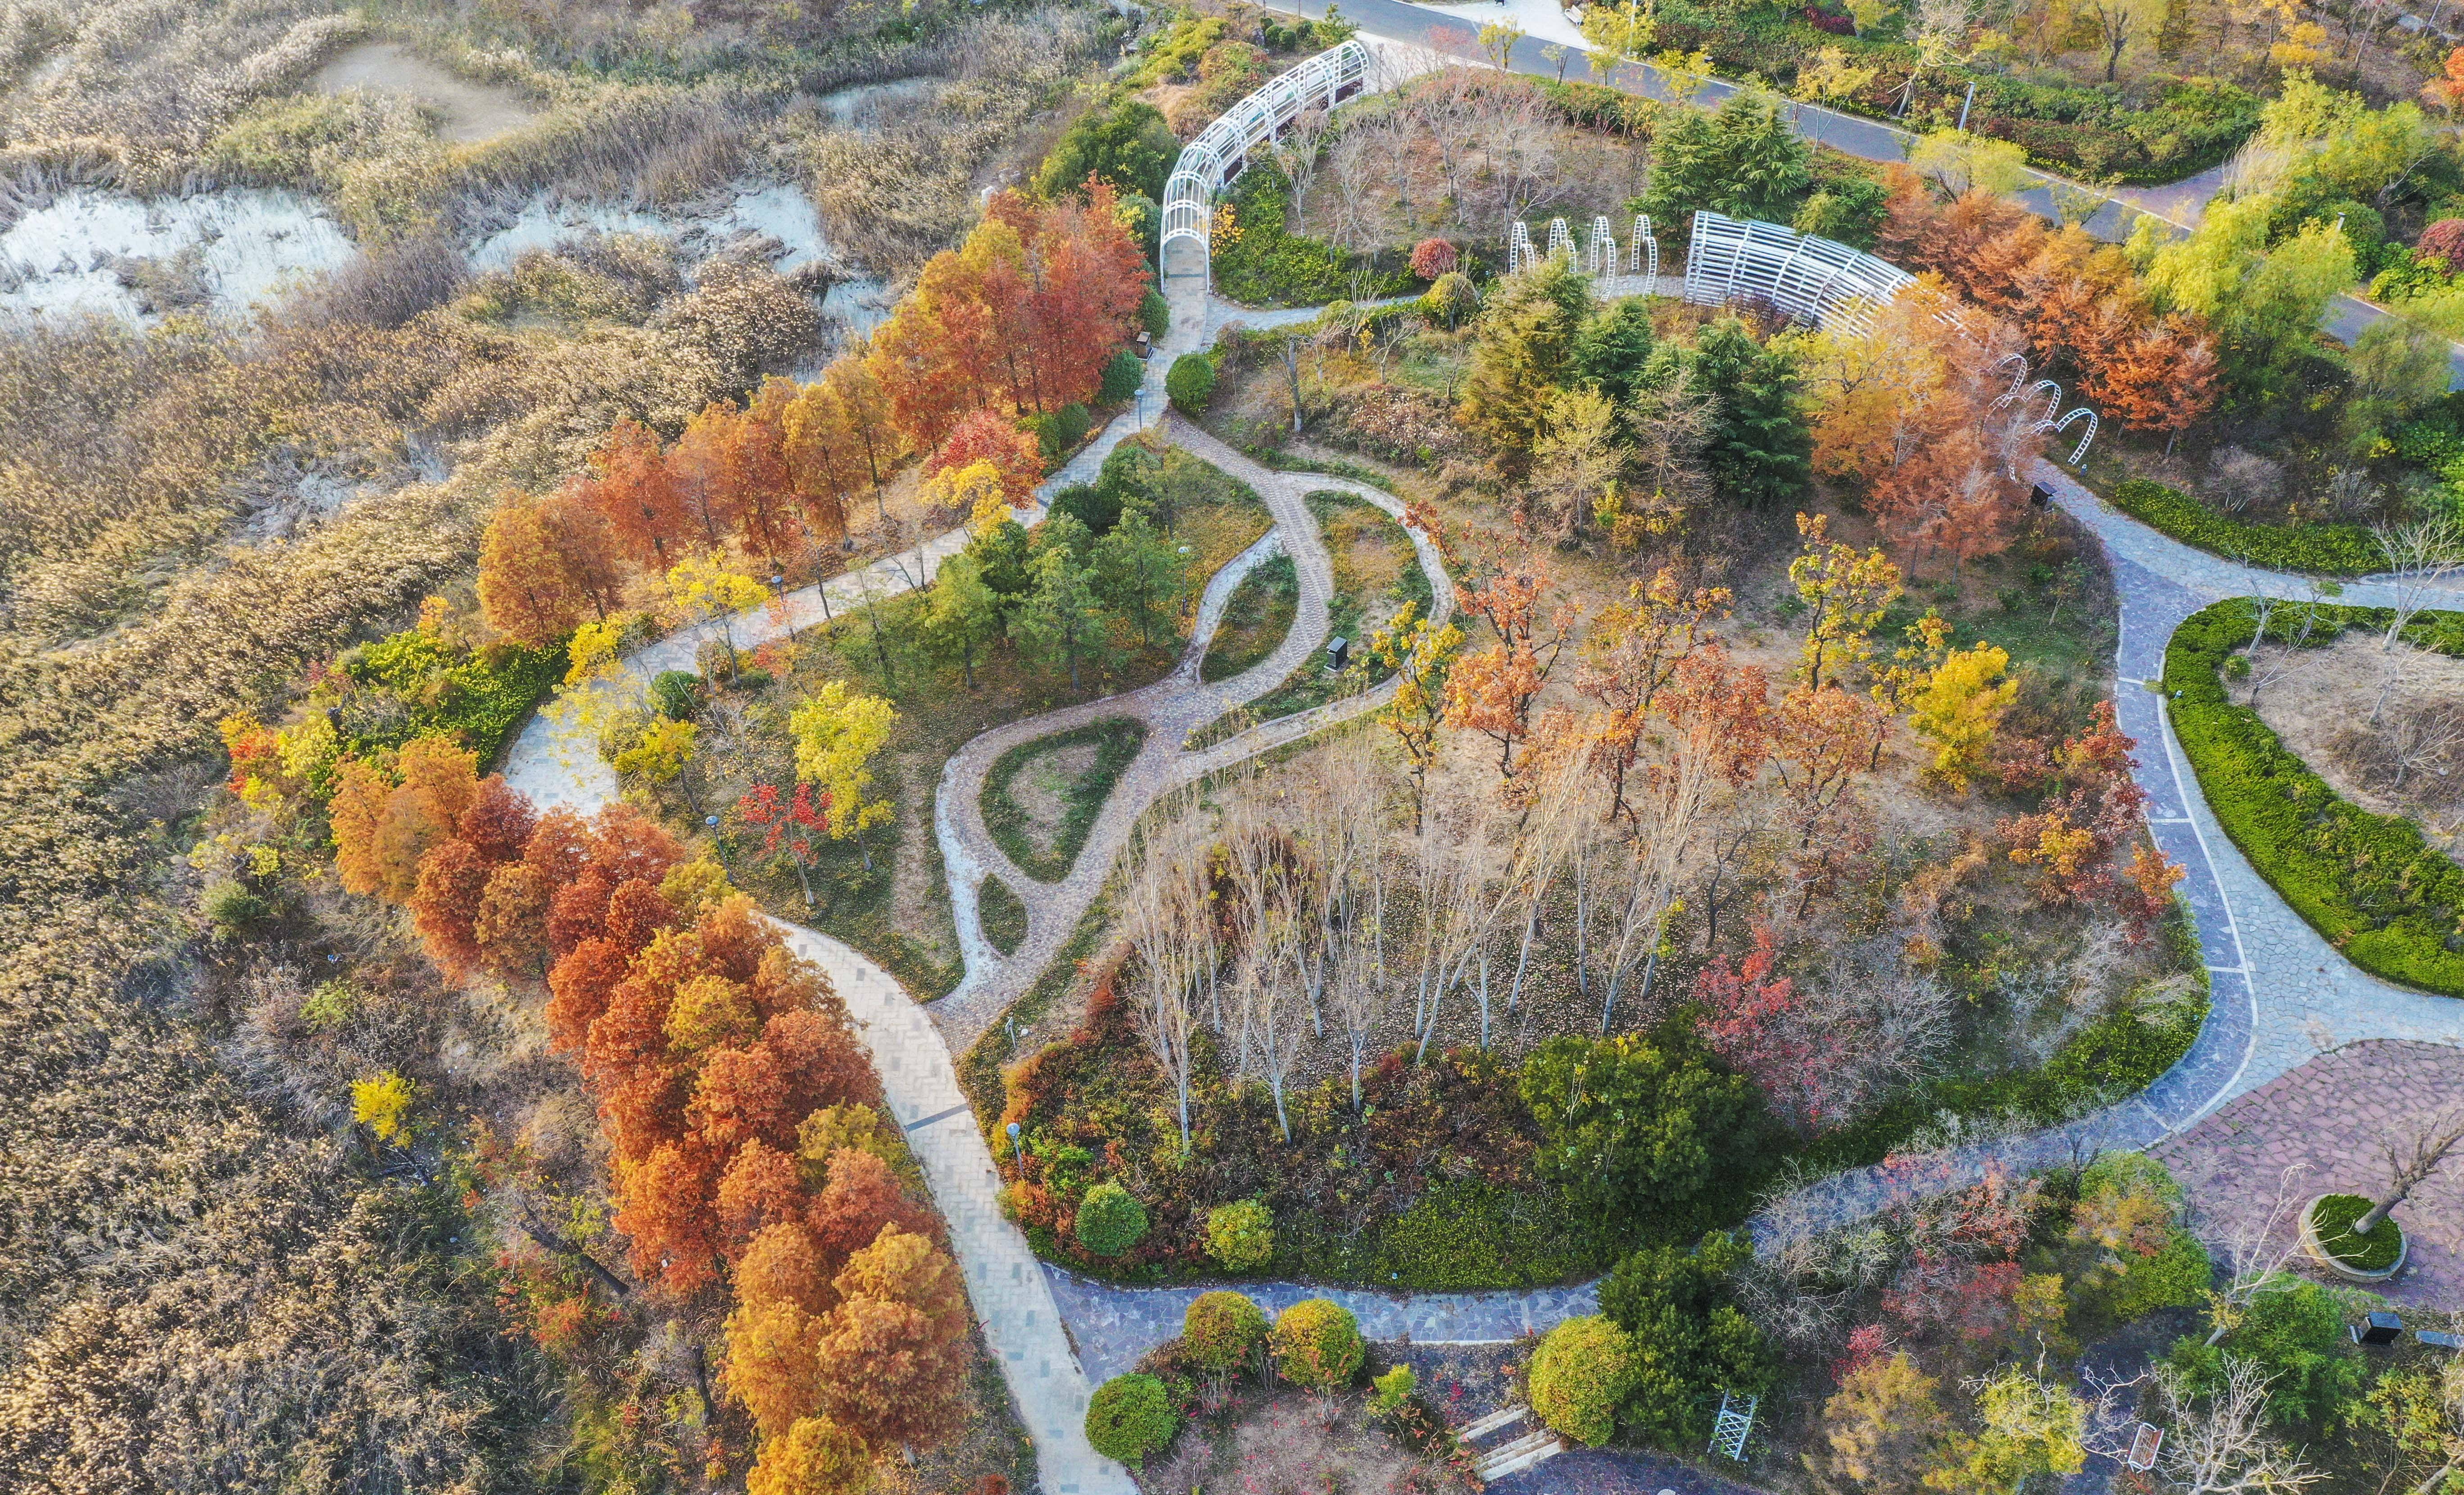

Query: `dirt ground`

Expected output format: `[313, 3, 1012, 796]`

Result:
[2236, 630, 2464, 852]
[309, 41, 536, 143]
[1009, 740, 1098, 857]
[1137, 1386, 1467, 1495]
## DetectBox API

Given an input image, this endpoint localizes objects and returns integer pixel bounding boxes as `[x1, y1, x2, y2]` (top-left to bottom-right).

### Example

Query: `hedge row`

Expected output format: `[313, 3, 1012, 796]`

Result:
[2107, 479, 2385, 576]
[2165, 599, 2464, 997]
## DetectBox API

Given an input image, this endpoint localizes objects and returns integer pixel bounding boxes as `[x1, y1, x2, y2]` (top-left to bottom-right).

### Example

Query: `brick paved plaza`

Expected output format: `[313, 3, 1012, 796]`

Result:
[2153, 1041, 2464, 1308]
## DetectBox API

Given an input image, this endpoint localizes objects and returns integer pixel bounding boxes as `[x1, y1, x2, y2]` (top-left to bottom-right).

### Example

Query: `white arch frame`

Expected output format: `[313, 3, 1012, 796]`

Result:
[1680, 211, 2100, 462]
[1160, 39, 1372, 292]
[1680, 210, 1921, 335]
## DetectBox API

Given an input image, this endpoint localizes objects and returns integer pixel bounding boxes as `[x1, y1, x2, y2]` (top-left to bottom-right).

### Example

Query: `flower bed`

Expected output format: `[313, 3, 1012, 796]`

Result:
[2106, 479, 2385, 575]
[2164, 599, 2464, 997]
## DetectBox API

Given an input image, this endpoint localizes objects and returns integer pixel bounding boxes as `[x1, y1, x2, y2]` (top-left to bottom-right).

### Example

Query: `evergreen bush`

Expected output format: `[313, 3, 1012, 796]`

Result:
[1074, 1180, 1150, 1256]
[1084, 1373, 1178, 1466]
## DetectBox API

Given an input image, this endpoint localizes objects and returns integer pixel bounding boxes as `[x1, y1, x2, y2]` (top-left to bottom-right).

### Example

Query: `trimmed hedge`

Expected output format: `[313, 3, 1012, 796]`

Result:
[2108, 479, 2384, 576]
[2165, 599, 2464, 997]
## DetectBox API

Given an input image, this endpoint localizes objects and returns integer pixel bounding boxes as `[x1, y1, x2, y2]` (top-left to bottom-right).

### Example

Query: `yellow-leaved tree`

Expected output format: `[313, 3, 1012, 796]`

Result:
[1908, 642, 2016, 791]
[1788, 513, 1902, 692]
[1366, 601, 1464, 832]
[926, 459, 1015, 539]
[670, 551, 773, 670]
[790, 681, 896, 867]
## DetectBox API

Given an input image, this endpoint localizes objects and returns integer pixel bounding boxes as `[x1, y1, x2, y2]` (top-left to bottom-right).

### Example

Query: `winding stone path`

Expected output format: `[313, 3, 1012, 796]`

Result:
[930, 417, 1456, 1045]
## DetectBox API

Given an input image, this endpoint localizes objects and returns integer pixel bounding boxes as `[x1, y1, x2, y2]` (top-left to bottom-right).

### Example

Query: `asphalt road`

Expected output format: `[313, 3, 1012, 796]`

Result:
[1312, 0, 2464, 386]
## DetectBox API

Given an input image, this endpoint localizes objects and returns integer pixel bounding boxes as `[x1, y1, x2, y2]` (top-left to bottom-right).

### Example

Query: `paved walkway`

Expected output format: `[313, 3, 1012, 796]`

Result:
[2151, 1039, 2464, 1307]
[1048, 1271, 1596, 1383]
[1319, 0, 2464, 385]
[929, 418, 1456, 1046]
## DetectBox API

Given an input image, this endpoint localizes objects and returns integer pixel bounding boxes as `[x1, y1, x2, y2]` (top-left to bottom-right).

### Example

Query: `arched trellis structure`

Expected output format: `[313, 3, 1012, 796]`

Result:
[1681, 209, 1918, 336]
[1160, 40, 1371, 294]
[1681, 210, 2101, 462]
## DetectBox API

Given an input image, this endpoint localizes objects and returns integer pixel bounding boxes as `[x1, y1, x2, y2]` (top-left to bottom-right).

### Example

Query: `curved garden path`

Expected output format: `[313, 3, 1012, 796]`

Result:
[931, 416, 1456, 1044]
[491, 276, 2464, 1490]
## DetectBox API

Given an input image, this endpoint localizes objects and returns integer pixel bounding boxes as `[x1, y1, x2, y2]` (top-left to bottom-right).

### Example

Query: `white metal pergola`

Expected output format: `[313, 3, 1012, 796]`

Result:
[1680, 209, 1918, 335]
[1160, 39, 1371, 292]
[1679, 209, 2099, 461]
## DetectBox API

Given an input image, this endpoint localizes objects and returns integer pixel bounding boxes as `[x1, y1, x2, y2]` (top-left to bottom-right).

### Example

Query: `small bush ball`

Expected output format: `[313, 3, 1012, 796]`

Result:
[1084, 1372, 1178, 1467]
[1074, 1180, 1150, 1257]
[1182, 1290, 1268, 1372]
[1205, 1199, 1275, 1272]
[1165, 351, 1216, 413]
[1410, 236, 1459, 280]
[1271, 1298, 1365, 1388]
[1099, 347, 1145, 404]
[1528, 1314, 1641, 1448]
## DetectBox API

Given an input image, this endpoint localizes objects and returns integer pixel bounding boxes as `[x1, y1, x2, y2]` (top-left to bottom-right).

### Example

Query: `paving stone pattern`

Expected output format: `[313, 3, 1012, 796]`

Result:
[2151, 1040, 2464, 1307]
[1046, 1269, 1597, 1384]
[493, 273, 2464, 1491]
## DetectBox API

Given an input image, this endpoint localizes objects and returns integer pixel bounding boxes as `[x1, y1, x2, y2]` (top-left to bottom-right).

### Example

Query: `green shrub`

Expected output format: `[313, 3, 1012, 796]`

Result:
[1166, 353, 1215, 413]
[1209, 163, 1410, 306]
[1099, 349, 1146, 404]
[1370, 1364, 1417, 1416]
[1140, 289, 1171, 340]
[2108, 1232, 2214, 1319]
[1075, 1180, 1150, 1257]
[1183, 1290, 1267, 1372]
[1598, 1233, 1776, 1450]
[1529, 1315, 1641, 1447]
[2166, 599, 2464, 996]
[651, 670, 701, 720]
[2106, 479, 2382, 575]
[1028, 403, 1094, 470]
[328, 628, 568, 766]
[1036, 96, 1179, 202]
[201, 881, 271, 938]
[1520, 1023, 1771, 1237]
[1270, 1299, 1364, 1388]
[2309, 1192, 2404, 1272]
[2169, 1280, 2363, 1428]
[1083, 1373, 1178, 1466]
[1205, 1200, 1274, 1272]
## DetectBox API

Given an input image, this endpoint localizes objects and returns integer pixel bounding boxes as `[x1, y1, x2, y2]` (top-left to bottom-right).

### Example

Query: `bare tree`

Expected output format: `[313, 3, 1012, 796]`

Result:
[1246, 875, 1310, 1141]
[1326, 903, 1384, 1114]
[2195, 1164, 2311, 1347]
[2088, 1357, 2325, 1495]
[1406, 806, 1499, 1058]
[1501, 743, 1594, 1016]
[2356, 1103, 2464, 1235]
[1122, 800, 1207, 1151]
[2369, 514, 2464, 724]
[1273, 104, 1337, 221]
[2206, 446, 2283, 516]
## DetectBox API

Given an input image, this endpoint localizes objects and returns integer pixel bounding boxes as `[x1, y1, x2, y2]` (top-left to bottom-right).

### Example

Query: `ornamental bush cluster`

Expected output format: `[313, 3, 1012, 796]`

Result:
[2107, 479, 2384, 575]
[2165, 599, 2464, 996]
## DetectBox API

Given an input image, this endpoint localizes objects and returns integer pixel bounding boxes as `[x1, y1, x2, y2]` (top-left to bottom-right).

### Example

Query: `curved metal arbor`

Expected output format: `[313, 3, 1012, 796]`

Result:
[1160, 39, 1372, 294]
[1681, 209, 2100, 459]
[1680, 209, 1917, 335]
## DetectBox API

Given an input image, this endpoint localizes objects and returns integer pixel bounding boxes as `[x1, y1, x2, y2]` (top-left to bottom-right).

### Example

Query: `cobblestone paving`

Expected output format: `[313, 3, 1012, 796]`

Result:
[2151, 1040, 2464, 1307]
[926, 417, 1456, 1048]
[1046, 1269, 1596, 1384]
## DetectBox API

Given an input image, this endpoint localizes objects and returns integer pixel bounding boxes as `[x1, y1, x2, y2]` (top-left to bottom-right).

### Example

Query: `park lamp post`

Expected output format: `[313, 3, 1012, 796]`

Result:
[705, 813, 730, 876]
[1006, 1120, 1024, 1174]
[771, 572, 791, 640]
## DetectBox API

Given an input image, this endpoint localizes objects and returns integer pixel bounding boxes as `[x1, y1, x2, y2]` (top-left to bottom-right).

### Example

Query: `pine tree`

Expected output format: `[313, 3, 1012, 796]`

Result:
[1010, 513, 1103, 693]
[1091, 504, 1180, 648]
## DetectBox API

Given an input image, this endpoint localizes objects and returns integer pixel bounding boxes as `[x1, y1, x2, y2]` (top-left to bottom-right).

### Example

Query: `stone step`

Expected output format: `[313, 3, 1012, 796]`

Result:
[1473, 1427, 1565, 1482]
[1456, 1404, 1526, 1444]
